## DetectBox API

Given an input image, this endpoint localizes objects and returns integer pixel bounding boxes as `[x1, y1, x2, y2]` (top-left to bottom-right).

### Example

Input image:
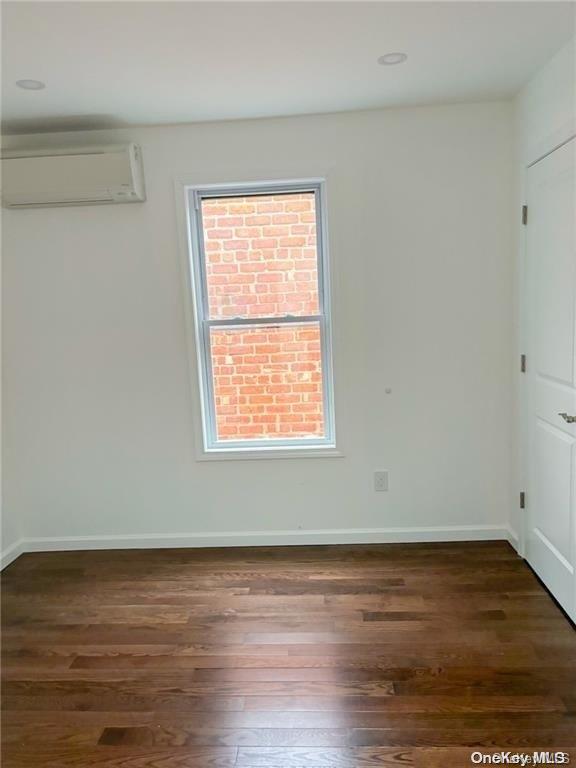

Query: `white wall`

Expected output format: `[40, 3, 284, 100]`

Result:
[512, 38, 576, 551]
[0, 220, 21, 567]
[0, 202, 23, 566]
[2, 101, 514, 553]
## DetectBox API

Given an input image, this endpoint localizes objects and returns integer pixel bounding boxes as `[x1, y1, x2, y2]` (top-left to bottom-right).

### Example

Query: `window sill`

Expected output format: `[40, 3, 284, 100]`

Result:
[196, 446, 344, 462]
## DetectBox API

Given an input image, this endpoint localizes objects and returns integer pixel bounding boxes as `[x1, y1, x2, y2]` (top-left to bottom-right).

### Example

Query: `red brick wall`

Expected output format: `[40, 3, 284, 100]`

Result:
[201, 193, 325, 442]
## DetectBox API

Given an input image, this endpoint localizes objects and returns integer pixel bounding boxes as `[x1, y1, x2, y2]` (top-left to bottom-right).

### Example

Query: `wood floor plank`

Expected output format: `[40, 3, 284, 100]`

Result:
[1, 695, 246, 713]
[235, 746, 414, 766]
[63, 652, 545, 670]
[2, 746, 238, 767]
[2, 677, 395, 697]
[241, 694, 565, 713]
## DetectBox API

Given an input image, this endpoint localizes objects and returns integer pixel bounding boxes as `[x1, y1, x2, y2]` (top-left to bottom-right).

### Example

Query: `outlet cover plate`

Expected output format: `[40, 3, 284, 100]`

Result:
[374, 471, 389, 492]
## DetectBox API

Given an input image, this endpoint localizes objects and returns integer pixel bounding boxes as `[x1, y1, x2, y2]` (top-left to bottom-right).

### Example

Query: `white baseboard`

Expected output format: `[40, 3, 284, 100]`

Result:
[506, 525, 521, 554]
[0, 525, 510, 563]
[0, 538, 26, 570]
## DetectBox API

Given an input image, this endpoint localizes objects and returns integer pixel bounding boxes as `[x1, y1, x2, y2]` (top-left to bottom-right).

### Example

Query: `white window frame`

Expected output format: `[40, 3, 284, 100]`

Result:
[184, 179, 338, 458]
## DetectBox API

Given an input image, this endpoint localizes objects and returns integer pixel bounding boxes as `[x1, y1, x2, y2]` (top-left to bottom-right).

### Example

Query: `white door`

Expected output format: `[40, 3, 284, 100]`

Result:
[525, 136, 576, 623]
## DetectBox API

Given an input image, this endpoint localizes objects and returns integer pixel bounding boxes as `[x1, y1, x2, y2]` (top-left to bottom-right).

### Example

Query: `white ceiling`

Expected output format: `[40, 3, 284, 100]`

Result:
[2, 1, 575, 134]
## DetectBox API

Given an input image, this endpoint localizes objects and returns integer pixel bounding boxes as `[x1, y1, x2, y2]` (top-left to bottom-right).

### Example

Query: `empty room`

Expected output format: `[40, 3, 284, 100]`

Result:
[1, 1, 576, 765]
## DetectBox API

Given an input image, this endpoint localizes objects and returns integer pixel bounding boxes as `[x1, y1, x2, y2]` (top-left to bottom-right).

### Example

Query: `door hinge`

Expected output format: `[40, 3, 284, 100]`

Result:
[520, 354, 527, 373]
[520, 491, 526, 509]
[522, 205, 528, 225]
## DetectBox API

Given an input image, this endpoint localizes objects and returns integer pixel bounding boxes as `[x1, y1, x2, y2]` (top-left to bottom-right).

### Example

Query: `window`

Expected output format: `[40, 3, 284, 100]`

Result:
[185, 180, 336, 455]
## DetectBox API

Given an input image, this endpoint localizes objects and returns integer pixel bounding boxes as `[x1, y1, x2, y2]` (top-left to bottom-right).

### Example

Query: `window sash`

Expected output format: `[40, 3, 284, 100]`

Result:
[188, 180, 335, 452]
[196, 184, 327, 323]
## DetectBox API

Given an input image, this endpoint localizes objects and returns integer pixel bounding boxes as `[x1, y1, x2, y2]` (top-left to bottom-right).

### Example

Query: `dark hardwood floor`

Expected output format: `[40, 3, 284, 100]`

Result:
[2, 541, 575, 766]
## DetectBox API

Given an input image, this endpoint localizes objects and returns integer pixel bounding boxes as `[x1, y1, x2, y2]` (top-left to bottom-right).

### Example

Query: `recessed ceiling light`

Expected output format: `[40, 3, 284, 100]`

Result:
[16, 79, 46, 90]
[377, 53, 408, 66]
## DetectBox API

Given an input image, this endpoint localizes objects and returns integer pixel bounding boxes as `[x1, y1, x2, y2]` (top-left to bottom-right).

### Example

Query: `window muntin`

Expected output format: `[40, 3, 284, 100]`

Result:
[187, 181, 335, 452]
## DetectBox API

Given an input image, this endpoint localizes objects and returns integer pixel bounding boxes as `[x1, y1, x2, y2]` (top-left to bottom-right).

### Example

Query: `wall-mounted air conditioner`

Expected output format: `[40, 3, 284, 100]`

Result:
[1, 143, 146, 208]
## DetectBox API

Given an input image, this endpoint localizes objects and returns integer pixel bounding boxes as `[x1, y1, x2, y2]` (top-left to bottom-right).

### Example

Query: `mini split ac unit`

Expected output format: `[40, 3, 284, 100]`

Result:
[1, 143, 146, 208]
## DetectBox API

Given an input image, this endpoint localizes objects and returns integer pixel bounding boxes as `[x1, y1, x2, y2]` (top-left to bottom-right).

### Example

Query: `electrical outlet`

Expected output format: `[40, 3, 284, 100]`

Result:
[374, 471, 389, 492]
